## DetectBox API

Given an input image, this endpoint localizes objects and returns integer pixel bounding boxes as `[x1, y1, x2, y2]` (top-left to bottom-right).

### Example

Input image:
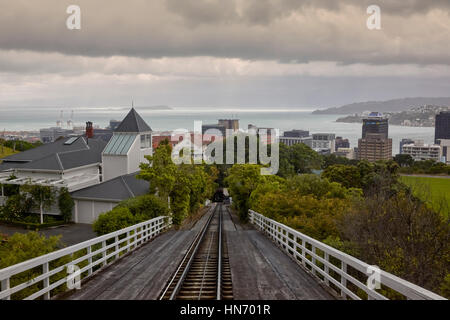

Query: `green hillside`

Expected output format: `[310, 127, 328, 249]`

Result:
[401, 176, 450, 217]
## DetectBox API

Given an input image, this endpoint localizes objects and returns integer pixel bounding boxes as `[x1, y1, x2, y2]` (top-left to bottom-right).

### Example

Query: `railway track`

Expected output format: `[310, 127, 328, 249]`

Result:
[159, 203, 233, 300]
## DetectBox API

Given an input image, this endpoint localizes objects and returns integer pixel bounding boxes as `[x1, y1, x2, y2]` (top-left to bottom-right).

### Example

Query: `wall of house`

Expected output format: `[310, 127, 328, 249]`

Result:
[73, 199, 117, 224]
[127, 136, 152, 174]
[63, 165, 101, 192]
[102, 154, 128, 182]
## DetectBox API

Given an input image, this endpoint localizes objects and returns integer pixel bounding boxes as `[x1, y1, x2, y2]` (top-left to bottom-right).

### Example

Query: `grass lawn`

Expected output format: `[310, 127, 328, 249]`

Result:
[0, 146, 18, 158]
[400, 176, 450, 217]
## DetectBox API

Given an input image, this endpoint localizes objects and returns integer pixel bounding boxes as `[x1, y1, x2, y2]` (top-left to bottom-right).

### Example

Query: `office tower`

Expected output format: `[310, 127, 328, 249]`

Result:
[358, 133, 392, 162]
[399, 138, 414, 154]
[435, 111, 450, 143]
[362, 112, 388, 139]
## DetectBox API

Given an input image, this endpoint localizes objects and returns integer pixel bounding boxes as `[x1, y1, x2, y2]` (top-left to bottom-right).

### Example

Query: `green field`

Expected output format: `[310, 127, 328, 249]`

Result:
[0, 146, 17, 159]
[400, 176, 450, 217]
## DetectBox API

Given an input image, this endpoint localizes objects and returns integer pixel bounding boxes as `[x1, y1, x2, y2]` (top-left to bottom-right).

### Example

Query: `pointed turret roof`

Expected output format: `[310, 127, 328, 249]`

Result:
[114, 108, 152, 133]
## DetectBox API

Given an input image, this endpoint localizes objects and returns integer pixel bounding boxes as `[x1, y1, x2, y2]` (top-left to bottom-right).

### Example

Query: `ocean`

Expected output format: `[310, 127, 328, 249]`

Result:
[0, 106, 435, 155]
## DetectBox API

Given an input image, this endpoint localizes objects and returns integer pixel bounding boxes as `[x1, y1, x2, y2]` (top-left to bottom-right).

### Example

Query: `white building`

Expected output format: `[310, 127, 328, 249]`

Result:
[311, 133, 336, 153]
[334, 147, 355, 160]
[102, 108, 153, 181]
[401, 140, 442, 161]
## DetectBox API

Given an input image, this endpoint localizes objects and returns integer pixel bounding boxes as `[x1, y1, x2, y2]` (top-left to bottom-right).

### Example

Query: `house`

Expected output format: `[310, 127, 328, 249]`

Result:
[71, 172, 149, 223]
[0, 135, 107, 193]
[102, 108, 153, 181]
[0, 108, 155, 223]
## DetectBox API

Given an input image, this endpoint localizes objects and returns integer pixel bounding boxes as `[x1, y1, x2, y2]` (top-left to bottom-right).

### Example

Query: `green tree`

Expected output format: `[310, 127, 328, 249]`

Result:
[393, 154, 414, 167]
[339, 191, 450, 297]
[225, 164, 264, 221]
[22, 185, 55, 224]
[278, 142, 322, 177]
[0, 232, 67, 299]
[322, 165, 362, 189]
[58, 188, 74, 223]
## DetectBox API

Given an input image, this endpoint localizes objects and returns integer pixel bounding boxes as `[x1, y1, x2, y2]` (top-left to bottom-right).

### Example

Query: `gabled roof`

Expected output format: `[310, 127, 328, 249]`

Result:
[114, 108, 152, 133]
[0, 136, 107, 172]
[71, 172, 149, 202]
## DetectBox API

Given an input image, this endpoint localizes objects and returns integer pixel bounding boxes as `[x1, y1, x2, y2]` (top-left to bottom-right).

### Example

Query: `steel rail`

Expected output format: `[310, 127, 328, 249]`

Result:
[158, 204, 217, 300]
[216, 204, 222, 300]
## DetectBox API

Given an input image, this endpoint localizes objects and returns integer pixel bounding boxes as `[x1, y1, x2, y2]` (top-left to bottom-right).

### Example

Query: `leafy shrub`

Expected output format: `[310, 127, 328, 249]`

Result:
[117, 194, 169, 220]
[93, 195, 170, 235]
[92, 207, 136, 236]
[58, 188, 74, 222]
[0, 232, 68, 299]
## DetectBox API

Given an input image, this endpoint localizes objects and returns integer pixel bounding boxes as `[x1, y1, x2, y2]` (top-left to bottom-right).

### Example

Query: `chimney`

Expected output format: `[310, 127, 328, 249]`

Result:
[86, 121, 94, 139]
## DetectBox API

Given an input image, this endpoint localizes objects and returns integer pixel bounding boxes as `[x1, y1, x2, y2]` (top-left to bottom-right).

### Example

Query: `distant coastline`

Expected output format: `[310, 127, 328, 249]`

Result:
[312, 97, 450, 115]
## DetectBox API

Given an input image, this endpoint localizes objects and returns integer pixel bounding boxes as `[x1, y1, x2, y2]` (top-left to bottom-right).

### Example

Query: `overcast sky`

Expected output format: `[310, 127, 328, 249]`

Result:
[0, 0, 449, 109]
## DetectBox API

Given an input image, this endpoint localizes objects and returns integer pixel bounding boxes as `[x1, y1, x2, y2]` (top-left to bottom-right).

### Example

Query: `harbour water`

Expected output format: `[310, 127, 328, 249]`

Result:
[0, 106, 435, 155]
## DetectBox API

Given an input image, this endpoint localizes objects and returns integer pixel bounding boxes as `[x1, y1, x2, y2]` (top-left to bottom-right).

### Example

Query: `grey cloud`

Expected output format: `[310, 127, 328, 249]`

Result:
[0, 0, 449, 65]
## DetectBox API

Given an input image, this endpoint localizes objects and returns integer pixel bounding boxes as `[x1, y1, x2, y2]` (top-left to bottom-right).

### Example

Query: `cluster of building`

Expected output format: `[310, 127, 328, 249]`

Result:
[399, 111, 450, 163]
[0, 108, 449, 225]
[278, 110, 450, 164]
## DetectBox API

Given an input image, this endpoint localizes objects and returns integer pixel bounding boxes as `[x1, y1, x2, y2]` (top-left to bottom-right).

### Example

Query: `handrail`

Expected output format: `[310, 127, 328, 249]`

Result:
[249, 209, 446, 300]
[0, 215, 172, 300]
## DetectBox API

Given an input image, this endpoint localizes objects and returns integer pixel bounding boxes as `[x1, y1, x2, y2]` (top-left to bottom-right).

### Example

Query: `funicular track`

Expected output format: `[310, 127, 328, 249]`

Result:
[159, 203, 233, 300]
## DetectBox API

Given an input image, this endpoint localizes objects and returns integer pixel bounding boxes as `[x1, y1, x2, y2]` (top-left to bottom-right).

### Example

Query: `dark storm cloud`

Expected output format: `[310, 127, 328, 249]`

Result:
[0, 0, 449, 66]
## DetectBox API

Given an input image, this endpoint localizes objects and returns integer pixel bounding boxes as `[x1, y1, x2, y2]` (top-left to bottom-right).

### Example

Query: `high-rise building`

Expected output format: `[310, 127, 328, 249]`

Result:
[357, 133, 392, 162]
[435, 111, 450, 143]
[358, 112, 392, 162]
[283, 129, 309, 138]
[335, 136, 350, 151]
[311, 133, 335, 153]
[362, 112, 388, 139]
[218, 119, 239, 132]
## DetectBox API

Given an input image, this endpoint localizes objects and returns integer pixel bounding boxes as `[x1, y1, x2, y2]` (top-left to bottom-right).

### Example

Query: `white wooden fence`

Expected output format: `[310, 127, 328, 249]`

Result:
[0, 216, 171, 300]
[249, 210, 446, 300]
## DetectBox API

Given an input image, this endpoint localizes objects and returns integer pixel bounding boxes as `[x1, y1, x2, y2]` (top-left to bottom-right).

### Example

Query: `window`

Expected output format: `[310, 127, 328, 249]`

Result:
[141, 134, 152, 149]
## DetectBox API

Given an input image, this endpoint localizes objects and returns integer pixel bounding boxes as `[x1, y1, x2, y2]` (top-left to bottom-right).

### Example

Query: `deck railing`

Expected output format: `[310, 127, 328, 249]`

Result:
[249, 210, 446, 300]
[0, 215, 171, 300]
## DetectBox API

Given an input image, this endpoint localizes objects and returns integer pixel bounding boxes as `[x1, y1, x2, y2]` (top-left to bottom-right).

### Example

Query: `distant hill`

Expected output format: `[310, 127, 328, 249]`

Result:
[312, 97, 450, 115]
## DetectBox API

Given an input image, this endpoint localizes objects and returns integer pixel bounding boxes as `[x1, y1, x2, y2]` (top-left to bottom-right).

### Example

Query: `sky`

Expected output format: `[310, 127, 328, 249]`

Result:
[0, 0, 449, 109]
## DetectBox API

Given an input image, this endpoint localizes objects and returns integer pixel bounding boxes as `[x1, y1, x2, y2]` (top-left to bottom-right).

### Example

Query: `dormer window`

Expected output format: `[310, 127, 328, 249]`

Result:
[141, 134, 151, 149]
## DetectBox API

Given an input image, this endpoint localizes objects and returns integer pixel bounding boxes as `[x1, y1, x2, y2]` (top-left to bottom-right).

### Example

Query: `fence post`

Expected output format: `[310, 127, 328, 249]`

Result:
[311, 247, 316, 276]
[43, 262, 50, 300]
[324, 252, 329, 286]
[301, 239, 306, 267]
[341, 262, 347, 299]
[102, 241, 107, 266]
[1, 278, 11, 300]
[115, 236, 119, 259]
[87, 246, 93, 276]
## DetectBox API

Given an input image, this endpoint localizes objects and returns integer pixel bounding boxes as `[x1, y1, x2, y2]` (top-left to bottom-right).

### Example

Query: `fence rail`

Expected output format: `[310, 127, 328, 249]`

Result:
[0, 215, 171, 300]
[249, 210, 446, 300]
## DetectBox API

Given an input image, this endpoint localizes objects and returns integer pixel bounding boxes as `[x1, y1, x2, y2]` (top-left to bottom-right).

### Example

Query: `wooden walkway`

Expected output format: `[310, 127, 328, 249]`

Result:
[65, 206, 333, 300]
[223, 208, 333, 300]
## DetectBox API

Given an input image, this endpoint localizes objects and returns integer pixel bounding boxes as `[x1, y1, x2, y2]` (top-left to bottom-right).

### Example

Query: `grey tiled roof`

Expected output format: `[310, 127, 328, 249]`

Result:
[0, 136, 107, 172]
[114, 108, 152, 133]
[71, 172, 149, 202]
